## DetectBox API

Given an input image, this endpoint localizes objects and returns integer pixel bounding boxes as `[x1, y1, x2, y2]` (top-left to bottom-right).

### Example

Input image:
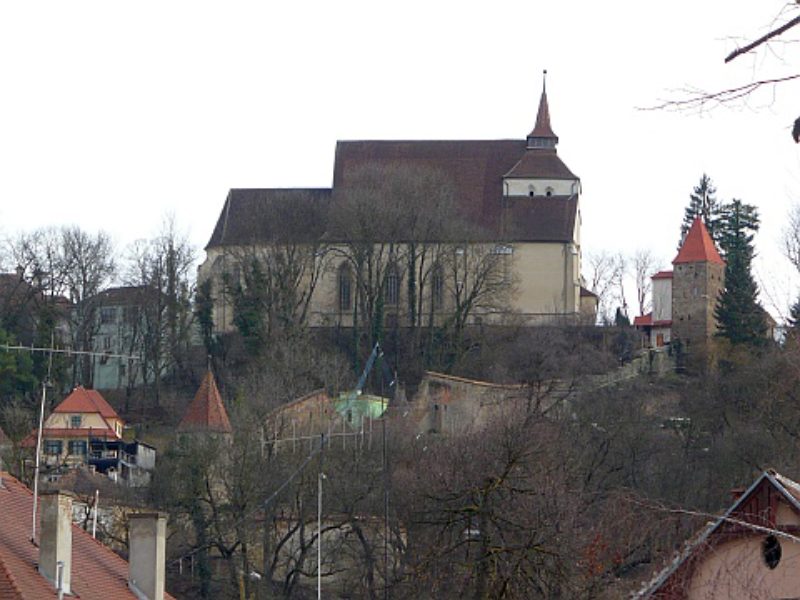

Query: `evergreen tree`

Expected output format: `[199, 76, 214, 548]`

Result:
[714, 199, 766, 345]
[679, 174, 721, 247]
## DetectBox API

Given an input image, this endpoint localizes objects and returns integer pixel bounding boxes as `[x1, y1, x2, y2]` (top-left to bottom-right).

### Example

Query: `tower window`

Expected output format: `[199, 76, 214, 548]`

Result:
[546, 187, 554, 197]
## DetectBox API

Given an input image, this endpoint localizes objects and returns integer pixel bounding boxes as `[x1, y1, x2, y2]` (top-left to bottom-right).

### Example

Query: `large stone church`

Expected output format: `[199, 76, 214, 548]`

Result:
[199, 79, 594, 332]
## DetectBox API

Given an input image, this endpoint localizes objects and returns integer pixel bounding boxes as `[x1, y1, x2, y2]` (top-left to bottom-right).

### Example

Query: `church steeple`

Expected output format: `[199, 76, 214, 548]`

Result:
[527, 70, 559, 150]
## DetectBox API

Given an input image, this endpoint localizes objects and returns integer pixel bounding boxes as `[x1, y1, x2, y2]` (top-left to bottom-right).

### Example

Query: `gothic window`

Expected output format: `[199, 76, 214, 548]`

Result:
[338, 265, 352, 311]
[385, 266, 400, 306]
[432, 266, 444, 310]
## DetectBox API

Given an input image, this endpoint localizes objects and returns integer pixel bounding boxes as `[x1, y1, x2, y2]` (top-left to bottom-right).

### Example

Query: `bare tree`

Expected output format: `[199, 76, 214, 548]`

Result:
[586, 250, 626, 324]
[123, 217, 195, 404]
[633, 249, 661, 317]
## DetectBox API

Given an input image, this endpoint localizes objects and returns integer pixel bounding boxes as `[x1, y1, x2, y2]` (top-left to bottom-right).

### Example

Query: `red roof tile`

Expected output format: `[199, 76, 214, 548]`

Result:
[633, 313, 652, 327]
[53, 387, 120, 421]
[0, 471, 175, 599]
[178, 371, 232, 434]
[652, 270, 673, 280]
[673, 217, 724, 265]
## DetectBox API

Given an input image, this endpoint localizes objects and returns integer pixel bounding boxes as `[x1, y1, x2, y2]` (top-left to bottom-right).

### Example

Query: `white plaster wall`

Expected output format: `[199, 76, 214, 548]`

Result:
[688, 535, 800, 600]
[504, 178, 578, 197]
[652, 278, 672, 322]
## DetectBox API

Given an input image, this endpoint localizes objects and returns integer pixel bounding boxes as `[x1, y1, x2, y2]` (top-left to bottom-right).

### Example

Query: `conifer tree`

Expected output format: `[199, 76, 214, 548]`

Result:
[714, 199, 766, 345]
[679, 174, 721, 247]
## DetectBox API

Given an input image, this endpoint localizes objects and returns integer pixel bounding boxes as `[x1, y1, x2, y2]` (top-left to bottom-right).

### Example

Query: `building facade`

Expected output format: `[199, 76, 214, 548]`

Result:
[199, 79, 592, 332]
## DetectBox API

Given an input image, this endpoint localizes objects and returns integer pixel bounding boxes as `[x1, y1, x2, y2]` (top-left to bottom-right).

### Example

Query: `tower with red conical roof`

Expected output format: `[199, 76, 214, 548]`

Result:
[177, 369, 232, 439]
[671, 217, 725, 362]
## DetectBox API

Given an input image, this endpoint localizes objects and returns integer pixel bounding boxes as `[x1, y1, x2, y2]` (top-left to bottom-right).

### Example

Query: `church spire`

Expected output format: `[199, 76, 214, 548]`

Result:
[527, 70, 559, 149]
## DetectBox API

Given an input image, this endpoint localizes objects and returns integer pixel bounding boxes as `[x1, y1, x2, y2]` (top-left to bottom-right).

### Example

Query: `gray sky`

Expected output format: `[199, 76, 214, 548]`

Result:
[1, 1, 799, 317]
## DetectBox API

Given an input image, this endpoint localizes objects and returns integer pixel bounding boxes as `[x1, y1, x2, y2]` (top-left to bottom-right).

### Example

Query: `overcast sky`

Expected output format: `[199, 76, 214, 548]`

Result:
[1, 1, 800, 317]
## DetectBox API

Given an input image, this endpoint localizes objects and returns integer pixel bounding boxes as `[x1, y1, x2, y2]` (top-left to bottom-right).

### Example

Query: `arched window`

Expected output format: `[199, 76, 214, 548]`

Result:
[338, 264, 352, 311]
[545, 186, 554, 197]
[432, 265, 444, 310]
[385, 266, 400, 306]
[528, 184, 536, 198]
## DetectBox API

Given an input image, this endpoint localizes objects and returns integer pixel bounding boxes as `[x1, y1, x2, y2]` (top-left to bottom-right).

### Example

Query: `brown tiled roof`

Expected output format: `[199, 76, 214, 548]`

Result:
[90, 285, 159, 306]
[206, 188, 331, 249]
[54, 387, 120, 421]
[0, 471, 175, 599]
[652, 270, 673, 280]
[580, 286, 598, 298]
[333, 140, 528, 235]
[208, 138, 580, 247]
[502, 195, 578, 242]
[504, 150, 576, 180]
[673, 217, 724, 265]
[528, 87, 558, 140]
[178, 370, 232, 433]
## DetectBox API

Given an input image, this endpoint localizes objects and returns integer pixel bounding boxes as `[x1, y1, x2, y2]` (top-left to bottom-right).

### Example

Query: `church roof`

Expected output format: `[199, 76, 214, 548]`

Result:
[673, 217, 724, 265]
[206, 188, 331, 249]
[503, 149, 576, 180]
[178, 370, 232, 434]
[333, 139, 528, 235]
[502, 195, 578, 242]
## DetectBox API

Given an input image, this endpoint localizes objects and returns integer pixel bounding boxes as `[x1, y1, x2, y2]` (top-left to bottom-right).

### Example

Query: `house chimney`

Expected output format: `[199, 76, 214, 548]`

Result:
[38, 490, 74, 596]
[128, 512, 167, 600]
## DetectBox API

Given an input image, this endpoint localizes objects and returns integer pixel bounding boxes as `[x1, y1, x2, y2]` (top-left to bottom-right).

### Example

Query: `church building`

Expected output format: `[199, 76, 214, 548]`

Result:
[199, 77, 594, 332]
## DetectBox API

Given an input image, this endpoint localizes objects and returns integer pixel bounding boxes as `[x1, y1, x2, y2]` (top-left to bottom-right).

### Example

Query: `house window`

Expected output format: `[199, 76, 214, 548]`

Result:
[44, 440, 63, 455]
[432, 266, 444, 310]
[70, 415, 82, 428]
[100, 307, 116, 324]
[763, 535, 781, 569]
[385, 267, 400, 306]
[338, 265, 352, 311]
[545, 187, 554, 197]
[102, 336, 112, 351]
[68, 440, 87, 456]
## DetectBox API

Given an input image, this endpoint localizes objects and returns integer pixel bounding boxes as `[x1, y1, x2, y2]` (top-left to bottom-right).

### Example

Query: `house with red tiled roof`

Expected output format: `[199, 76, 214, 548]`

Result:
[199, 73, 593, 332]
[24, 386, 156, 485]
[638, 470, 800, 599]
[177, 370, 232, 436]
[635, 218, 725, 358]
[0, 471, 174, 599]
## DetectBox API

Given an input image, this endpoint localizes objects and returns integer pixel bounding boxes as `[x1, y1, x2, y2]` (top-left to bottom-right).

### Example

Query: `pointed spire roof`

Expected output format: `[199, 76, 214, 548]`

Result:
[178, 370, 232, 434]
[673, 217, 725, 265]
[528, 70, 558, 145]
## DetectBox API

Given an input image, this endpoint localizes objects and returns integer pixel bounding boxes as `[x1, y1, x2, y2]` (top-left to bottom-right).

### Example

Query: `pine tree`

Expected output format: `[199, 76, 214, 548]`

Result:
[679, 174, 721, 247]
[714, 199, 767, 345]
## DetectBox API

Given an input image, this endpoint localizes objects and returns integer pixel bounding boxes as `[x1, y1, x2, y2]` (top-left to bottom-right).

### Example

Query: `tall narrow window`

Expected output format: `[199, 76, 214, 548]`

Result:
[432, 266, 444, 310]
[338, 265, 352, 311]
[385, 267, 400, 306]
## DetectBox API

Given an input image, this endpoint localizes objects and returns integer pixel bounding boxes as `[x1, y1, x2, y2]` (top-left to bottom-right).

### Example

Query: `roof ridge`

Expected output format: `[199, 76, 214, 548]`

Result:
[673, 217, 724, 265]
